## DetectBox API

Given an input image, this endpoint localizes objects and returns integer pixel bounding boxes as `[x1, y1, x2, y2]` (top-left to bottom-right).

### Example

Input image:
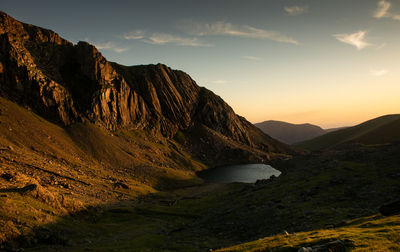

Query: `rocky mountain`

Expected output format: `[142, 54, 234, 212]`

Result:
[254, 120, 327, 144]
[296, 114, 400, 150]
[0, 11, 292, 166]
[0, 12, 295, 248]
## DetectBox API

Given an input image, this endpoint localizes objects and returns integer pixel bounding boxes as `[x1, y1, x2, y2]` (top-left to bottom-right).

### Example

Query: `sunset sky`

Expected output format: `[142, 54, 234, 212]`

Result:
[3, 0, 400, 128]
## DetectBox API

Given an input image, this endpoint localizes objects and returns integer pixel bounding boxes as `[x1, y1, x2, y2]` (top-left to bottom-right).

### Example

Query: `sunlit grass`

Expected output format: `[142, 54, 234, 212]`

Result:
[218, 214, 400, 251]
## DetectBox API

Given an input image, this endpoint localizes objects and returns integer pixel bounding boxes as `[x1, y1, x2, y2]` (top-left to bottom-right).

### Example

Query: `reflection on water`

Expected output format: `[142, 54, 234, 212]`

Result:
[197, 163, 281, 183]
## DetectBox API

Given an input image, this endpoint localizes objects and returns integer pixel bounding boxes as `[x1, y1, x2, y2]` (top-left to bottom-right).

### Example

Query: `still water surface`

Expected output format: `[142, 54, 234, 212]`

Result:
[197, 164, 281, 183]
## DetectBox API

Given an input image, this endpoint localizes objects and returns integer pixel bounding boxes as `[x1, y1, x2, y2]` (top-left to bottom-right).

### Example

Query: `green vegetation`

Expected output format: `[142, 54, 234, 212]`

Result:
[218, 214, 400, 251]
[1, 142, 398, 251]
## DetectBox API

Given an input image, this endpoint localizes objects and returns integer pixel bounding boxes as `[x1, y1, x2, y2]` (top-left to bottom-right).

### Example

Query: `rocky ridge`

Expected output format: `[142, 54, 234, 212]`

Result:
[0, 11, 292, 163]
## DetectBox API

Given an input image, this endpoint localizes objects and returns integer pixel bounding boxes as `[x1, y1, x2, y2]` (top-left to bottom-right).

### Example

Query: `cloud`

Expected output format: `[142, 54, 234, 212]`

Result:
[374, 0, 400, 20]
[85, 40, 128, 53]
[333, 31, 371, 50]
[242, 56, 262, 61]
[374, 0, 391, 18]
[112, 47, 129, 53]
[146, 33, 213, 47]
[212, 80, 229, 84]
[123, 30, 213, 47]
[179, 21, 298, 44]
[123, 30, 145, 40]
[370, 69, 389, 76]
[284, 6, 309, 16]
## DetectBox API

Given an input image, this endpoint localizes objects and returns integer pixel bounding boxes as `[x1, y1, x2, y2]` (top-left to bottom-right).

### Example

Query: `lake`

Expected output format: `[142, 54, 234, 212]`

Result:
[197, 163, 281, 183]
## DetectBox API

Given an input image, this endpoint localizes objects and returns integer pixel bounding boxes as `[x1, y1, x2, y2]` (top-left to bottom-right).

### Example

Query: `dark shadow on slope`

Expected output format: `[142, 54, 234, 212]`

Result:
[0, 184, 37, 194]
[2, 143, 400, 252]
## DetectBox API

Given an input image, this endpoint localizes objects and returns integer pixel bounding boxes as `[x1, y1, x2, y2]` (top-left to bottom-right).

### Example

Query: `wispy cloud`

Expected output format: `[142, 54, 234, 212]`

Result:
[374, 0, 400, 21]
[374, 0, 391, 18]
[123, 30, 213, 47]
[179, 21, 298, 44]
[284, 6, 309, 16]
[85, 39, 128, 53]
[146, 33, 213, 47]
[370, 69, 389, 76]
[212, 80, 229, 84]
[242, 55, 262, 61]
[123, 30, 145, 40]
[333, 31, 371, 50]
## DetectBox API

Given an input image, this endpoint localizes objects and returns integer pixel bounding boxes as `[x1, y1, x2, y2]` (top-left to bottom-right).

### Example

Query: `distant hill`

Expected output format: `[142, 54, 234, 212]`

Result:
[295, 114, 400, 150]
[324, 127, 348, 133]
[254, 120, 328, 144]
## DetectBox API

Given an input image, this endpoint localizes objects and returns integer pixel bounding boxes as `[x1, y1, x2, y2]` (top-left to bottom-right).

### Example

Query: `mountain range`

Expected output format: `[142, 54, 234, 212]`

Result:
[254, 120, 326, 144]
[254, 120, 346, 144]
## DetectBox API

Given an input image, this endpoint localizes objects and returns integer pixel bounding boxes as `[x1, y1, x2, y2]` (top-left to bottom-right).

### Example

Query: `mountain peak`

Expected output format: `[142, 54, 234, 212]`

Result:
[0, 11, 294, 165]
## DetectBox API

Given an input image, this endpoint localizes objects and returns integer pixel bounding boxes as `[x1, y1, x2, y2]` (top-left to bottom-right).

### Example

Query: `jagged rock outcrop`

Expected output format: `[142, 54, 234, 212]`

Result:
[195, 88, 251, 144]
[0, 11, 293, 163]
[0, 13, 78, 125]
[111, 63, 201, 136]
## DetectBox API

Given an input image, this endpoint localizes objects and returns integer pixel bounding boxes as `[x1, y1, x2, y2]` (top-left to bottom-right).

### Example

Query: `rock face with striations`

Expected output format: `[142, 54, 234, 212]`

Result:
[0, 11, 293, 164]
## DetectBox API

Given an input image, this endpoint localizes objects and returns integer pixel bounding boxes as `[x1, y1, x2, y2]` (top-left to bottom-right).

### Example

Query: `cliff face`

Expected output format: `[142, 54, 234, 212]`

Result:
[0, 12, 77, 125]
[0, 11, 292, 163]
[111, 63, 201, 137]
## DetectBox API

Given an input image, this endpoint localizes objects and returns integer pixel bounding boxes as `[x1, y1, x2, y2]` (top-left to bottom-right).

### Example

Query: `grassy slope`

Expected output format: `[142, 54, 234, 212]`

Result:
[6, 143, 398, 252]
[0, 97, 204, 246]
[218, 214, 400, 251]
[295, 114, 400, 151]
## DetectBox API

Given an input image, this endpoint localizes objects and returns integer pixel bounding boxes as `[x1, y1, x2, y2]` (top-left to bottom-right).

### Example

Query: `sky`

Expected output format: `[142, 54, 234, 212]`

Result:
[2, 0, 400, 128]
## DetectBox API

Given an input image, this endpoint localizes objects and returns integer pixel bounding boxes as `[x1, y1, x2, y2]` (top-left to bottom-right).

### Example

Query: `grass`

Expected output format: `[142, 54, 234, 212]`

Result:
[218, 214, 400, 251]
[18, 184, 232, 251]
[5, 142, 396, 251]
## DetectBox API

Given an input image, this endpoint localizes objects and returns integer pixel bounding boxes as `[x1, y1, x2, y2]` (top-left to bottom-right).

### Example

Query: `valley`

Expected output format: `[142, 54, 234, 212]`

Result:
[2, 137, 400, 251]
[0, 10, 399, 252]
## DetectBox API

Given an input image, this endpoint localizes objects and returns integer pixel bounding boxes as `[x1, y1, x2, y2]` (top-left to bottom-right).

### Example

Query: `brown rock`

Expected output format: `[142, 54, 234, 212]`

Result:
[0, 11, 294, 165]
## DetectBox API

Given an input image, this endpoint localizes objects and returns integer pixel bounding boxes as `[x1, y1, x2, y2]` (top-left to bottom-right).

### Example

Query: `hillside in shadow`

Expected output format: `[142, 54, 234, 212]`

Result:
[2, 143, 400, 251]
